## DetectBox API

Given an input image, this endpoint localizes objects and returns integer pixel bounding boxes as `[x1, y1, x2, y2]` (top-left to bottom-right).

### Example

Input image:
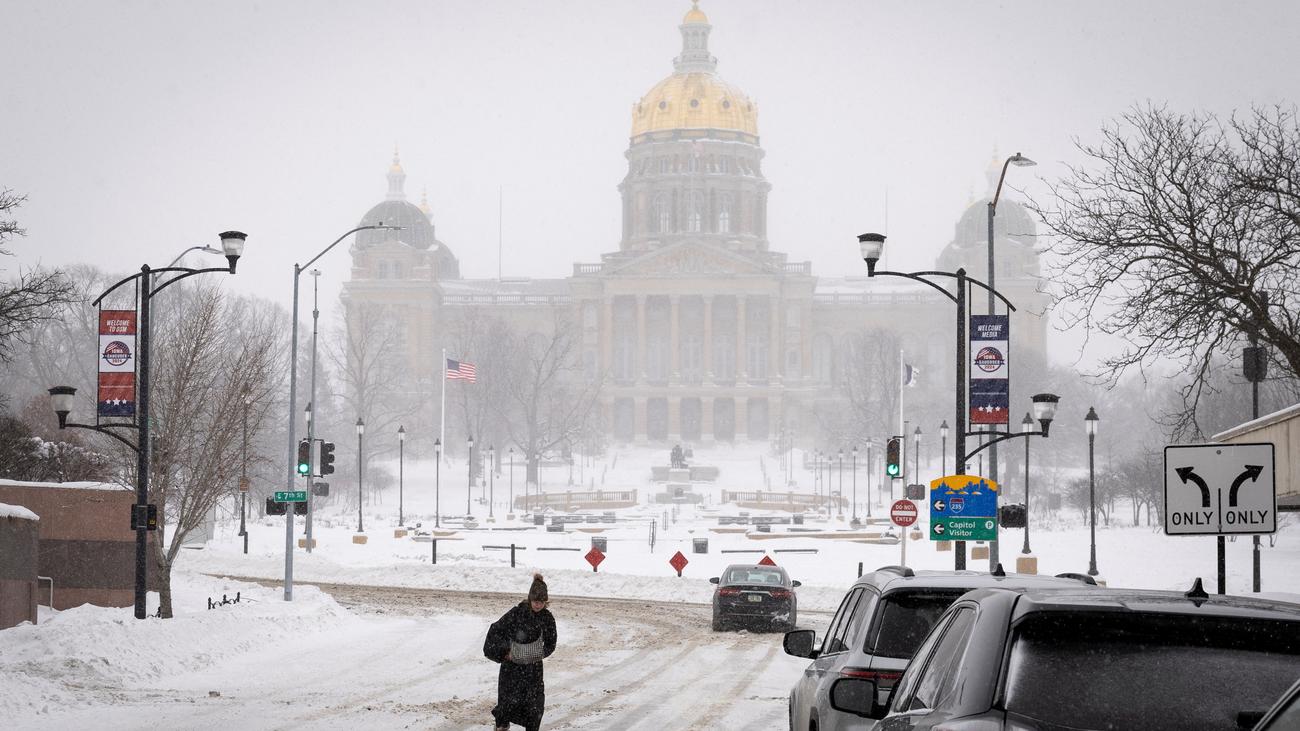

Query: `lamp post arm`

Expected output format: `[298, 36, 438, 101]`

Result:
[149, 265, 236, 296]
[962, 430, 1044, 464]
[64, 422, 141, 453]
[300, 225, 393, 271]
[992, 157, 1015, 210]
[870, 270, 959, 304]
[908, 270, 1018, 312]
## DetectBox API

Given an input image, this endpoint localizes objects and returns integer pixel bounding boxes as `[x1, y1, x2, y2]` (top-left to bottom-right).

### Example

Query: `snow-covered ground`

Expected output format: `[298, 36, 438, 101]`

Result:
[3, 445, 1297, 729]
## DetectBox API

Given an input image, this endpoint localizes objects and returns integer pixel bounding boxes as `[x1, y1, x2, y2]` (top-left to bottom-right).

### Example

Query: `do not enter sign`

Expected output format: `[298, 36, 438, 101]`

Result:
[891, 499, 918, 528]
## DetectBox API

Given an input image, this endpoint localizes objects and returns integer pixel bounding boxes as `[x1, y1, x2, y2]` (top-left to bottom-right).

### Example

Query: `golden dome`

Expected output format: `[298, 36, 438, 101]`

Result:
[683, 1, 708, 24]
[631, 73, 757, 138]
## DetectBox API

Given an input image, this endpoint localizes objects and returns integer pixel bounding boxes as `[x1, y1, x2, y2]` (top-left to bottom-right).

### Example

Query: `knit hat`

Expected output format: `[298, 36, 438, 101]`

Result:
[528, 573, 548, 603]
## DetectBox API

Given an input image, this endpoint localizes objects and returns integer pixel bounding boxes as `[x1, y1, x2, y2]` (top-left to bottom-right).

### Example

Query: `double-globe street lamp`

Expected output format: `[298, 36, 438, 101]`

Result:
[48, 231, 247, 619]
[488, 445, 496, 519]
[858, 232, 1057, 570]
[1085, 406, 1100, 576]
[466, 435, 474, 517]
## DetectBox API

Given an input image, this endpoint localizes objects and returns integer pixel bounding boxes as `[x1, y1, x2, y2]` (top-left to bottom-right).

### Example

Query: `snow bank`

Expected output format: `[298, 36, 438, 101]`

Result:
[0, 502, 39, 521]
[0, 569, 359, 718]
[0, 478, 127, 492]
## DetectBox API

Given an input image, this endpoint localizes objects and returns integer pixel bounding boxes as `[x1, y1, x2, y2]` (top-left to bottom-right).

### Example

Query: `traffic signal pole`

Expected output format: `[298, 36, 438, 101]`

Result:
[306, 269, 320, 554]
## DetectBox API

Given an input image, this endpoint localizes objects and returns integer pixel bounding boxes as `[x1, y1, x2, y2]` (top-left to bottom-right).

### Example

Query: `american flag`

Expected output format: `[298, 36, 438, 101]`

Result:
[446, 358, 477, 383]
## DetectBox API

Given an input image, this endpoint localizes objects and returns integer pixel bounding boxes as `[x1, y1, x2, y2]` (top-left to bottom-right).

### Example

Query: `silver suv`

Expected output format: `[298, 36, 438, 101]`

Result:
[783, 565, 1096, 731]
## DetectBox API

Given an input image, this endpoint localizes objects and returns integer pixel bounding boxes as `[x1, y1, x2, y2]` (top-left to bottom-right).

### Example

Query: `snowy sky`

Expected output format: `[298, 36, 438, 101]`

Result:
[3, 0, 1297, 364]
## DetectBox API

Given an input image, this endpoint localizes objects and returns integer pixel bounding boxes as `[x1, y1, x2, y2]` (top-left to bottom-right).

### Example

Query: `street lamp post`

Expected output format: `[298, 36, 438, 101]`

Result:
[865, 442, 873, 516]
[859, 231, 1026, 571]
[985, 153, 1036, 568]
[913, 426, 923, 490]
[837, 449, 844, 519]
[434, 438, 442, 528]
[240, 386, 250, 555]
[509, 447, 515, 516]
[488, 445, 496, 519]
[1021, 412, 1034, 554]
[466, 436, 474, 517]
[305, 268, 321, 555]
[285, 225, 401, 494]
[398, 425, 406, 527]
[851, 445, 859, 524]
[940, 420, 949, 476]
[355, 418, 365, 533]
[1085, 407, 1100, 576]
[48, 230, 246, 620]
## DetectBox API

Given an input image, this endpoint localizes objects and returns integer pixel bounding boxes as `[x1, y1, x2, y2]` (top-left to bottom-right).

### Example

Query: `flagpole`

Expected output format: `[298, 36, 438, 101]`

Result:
[440, 347, 447, 455]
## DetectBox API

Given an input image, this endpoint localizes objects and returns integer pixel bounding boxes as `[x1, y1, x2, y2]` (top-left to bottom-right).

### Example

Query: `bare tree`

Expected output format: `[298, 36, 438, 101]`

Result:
[0, 188, 77, 370]
[493, 312, 602, 487]
[144, 285, 285, 617]
[1030, 105, 1300, 438]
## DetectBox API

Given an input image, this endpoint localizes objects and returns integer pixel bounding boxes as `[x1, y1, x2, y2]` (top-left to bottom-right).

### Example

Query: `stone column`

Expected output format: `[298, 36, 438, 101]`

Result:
[668, 397, 681, 438]
[634, 396, 647, 443]
[702, 396, 715, 443]
[736, 397, 749, 441]
[669, 295, 681, 383]
[703, 295, 714, 383]
[769, 296, 781, 381]
[602, 298, 614, 373]
[636, 294, 647, 383]
[736, 294, 748, 383]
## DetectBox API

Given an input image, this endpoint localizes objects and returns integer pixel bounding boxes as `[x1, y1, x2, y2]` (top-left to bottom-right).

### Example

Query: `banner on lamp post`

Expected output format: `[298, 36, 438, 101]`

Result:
[969, 315, 1009, 425]
[97, 309, 137, 418]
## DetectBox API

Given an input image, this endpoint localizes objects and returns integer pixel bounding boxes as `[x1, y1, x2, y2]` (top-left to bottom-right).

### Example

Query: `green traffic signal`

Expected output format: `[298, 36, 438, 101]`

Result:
[885, 436, 902, 478]
[296, 439, 311, 475]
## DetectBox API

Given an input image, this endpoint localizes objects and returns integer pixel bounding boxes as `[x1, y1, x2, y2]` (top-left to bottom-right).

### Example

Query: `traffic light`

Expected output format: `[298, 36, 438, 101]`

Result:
[319, 441, 336, 476]
[885, 437, 902, 478]
[297, 439, 311, 476]
[265, 497, 287, 516]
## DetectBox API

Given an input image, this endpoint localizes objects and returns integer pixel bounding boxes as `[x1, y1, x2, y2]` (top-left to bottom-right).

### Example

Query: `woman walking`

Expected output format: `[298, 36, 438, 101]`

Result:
[484, 573, 557, 731]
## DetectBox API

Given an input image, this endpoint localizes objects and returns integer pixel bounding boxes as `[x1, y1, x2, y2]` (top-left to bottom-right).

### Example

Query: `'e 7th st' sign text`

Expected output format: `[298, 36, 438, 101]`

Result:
[1163, 443, 1276, 536]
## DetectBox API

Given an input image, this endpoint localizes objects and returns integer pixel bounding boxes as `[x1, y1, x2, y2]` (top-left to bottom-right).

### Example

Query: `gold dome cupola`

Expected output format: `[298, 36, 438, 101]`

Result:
[631, 1, 758, 142]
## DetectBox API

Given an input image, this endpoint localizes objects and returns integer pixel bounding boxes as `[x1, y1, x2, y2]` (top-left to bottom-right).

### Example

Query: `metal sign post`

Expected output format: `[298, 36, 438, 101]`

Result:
[1164, 443, 1277, 594]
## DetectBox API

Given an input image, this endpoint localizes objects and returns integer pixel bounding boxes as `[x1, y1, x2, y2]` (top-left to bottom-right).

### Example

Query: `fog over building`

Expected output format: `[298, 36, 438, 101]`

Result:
[342, 2, 1048, 447]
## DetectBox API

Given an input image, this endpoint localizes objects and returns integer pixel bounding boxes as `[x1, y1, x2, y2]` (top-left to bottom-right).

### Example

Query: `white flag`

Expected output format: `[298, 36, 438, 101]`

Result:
[903, 363, 919, 387]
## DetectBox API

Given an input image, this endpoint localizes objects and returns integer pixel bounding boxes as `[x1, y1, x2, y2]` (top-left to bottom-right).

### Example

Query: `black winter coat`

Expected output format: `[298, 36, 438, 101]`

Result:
[484, 602, 557, 728]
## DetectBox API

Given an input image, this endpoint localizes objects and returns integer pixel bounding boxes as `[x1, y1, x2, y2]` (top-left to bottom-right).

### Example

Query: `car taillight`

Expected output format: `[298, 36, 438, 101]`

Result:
[718, 587, 741, 596]
[839, 667, 903, 685]
[769, 589, 792, 599]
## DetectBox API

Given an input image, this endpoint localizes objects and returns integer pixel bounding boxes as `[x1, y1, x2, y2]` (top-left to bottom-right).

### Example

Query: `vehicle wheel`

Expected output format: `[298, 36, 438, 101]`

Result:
[712, 615, 724, 632]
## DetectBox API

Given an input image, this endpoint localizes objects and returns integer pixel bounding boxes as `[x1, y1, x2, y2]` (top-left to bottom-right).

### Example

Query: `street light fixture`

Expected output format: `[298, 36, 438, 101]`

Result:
[488, 445, 496, 519]
[398, 425, 406, 527]
[1085, 406, 1100, 576]
[851, 445, 859, 525]
[913, 426, 922, 487]
[48, 229, 246, 620]
[837, 448, 844, 519]
[939, 420, 949, 476]
[355, 417, 365, 533]
[509, 447, 515, 517]
[859, 230, 1019, 570]
[1021, 412, 1035, 555]
[466, 435, 474, 517]
[434, 438, 442, 529]
[984, 153, 1037, 554]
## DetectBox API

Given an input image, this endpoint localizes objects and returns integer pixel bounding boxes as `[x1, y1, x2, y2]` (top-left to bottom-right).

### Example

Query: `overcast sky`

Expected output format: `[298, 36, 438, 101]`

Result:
[3, 0, 1298, 363]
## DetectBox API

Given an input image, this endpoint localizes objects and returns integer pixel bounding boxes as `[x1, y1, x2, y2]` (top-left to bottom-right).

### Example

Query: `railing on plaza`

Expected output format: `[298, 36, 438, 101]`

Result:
[721, 490, 847, 511]
[514, 489, 639, 511]
[443, 293, 573, 306]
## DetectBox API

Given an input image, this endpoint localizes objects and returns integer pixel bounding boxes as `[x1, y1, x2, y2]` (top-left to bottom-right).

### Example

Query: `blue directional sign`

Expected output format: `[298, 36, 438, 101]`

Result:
[928, 475, 999, 541]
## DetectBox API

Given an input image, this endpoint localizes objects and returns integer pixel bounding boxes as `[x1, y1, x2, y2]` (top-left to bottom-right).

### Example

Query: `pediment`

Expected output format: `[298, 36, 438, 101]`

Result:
[605, 242, 773, 277]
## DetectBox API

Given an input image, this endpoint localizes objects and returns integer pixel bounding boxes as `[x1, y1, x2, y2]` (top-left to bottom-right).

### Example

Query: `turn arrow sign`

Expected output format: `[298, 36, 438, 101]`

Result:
[1228, 465, 1264, 508]
[1175, 466, 1212, 508]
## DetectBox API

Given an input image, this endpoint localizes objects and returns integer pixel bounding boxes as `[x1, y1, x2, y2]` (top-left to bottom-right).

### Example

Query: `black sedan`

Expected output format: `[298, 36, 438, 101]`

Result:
[710, 564, 800, 632]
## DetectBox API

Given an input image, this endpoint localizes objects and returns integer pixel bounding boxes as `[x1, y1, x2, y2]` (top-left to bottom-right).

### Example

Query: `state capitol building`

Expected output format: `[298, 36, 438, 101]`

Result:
[342, 2, 1048, 449]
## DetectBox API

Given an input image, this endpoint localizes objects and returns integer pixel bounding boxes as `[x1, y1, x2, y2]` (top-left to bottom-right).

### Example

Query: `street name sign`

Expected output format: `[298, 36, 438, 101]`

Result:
[1163, 443, 1276, 536]
[929, 475, 999, 541]
[274, 490, 307, 503]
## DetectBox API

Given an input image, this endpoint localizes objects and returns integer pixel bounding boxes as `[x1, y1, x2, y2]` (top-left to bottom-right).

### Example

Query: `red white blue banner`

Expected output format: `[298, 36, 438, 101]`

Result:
[969, 315, 1009, 424]
[98, 309, 137, 417]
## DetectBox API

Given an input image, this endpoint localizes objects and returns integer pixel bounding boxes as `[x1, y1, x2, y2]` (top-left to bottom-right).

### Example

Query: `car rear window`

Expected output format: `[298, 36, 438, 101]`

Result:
[867, 589, 967, 658]
[1004, 612, 1300, 731]
[725, 568, 784, 585]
